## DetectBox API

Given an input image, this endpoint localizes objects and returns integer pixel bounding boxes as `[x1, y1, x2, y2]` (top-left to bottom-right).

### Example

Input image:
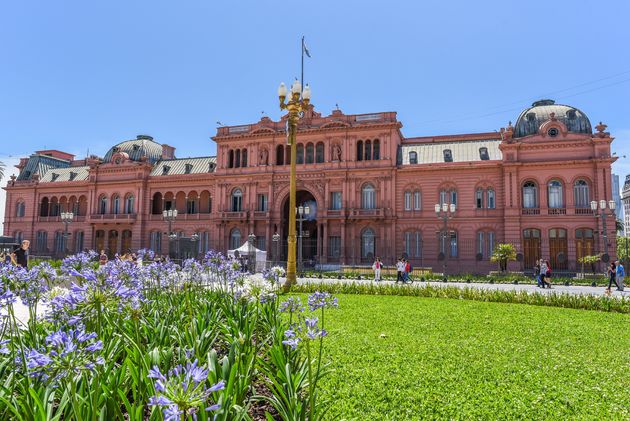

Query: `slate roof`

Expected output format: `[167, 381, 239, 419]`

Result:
[16, 155, 71, 181]
[150, 157, 217, 176]
[514, 100, 591, 138]
[400, 140, 502, 165]
[39, 166, 90, 183]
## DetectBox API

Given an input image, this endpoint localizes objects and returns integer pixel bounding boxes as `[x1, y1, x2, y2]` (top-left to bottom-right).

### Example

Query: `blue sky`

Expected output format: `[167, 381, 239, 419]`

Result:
[1, 0, 630, 226]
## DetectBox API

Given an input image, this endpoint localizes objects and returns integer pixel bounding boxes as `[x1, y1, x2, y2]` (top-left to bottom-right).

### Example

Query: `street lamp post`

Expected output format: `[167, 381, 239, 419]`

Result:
[591, 199, 616, 268]
[248, 233, 256, 273]
[297, 205, 310, 275]
[435, 203, 456, 279]
[60, 211, 74, 255]
[163, 209, 178, 260]
[272, 232, 281, 266]
[278, 80, 311, 288]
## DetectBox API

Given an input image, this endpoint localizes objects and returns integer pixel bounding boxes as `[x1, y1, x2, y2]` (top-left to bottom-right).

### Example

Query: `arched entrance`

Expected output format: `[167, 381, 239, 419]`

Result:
[281, 190, 318, 268]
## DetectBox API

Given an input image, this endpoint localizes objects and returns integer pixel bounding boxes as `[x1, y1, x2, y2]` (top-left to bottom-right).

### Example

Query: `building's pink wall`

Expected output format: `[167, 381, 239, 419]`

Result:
[2, 108, 616, 274]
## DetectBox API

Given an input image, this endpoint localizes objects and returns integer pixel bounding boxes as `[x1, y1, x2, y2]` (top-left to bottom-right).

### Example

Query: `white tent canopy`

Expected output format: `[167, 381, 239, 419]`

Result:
[227, 242, 267, 271]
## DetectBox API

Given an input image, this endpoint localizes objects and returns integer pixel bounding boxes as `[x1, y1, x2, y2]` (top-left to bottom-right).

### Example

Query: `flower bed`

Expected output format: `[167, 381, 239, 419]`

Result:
[0, 251, 337, 420]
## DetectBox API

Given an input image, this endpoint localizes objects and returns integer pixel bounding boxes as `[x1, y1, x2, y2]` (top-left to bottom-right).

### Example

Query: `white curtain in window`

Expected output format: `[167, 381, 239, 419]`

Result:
[548, 181, 563, 208]
[362, 184, 376, 209]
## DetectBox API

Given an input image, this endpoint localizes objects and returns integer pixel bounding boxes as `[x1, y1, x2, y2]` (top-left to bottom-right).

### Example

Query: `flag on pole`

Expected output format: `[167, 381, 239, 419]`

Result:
[303, 38, 311, 58]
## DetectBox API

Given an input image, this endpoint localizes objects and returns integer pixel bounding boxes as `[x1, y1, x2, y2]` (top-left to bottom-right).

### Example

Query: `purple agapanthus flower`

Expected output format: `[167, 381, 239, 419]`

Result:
[307, 291, 339, 311]
[148, 360, 224, 419]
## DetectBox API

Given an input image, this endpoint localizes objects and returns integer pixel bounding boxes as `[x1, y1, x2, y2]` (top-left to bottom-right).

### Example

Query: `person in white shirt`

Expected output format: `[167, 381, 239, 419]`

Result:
[372, 257, 382, 281]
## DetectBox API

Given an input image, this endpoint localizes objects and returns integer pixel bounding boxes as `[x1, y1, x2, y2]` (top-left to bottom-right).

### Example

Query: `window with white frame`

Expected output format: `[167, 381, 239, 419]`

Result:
[361, 184, 376, 209]
[257, 194, 268, 211]
[231, 189, 243, 212]
[476, 189, 484, 209]
[414, 191, 421, 210]
[230, 229, 242, 249]
[404, 191, 412, 211]
[487, 189, 495, 209]
[74, 231, 84, 253]
[548, 180, 564, 208]
[15, 202, 25, 217]
[330, 192, 342, 210]
[361, 228, 376, 259]
[573, 180, 589, 208]
[522, 181, 538, 208]
[112, 195, 120, 214]
[36, 231, 48, 252]
[125, 195, 135, 214]
[99, 196, 107, 214]
[150, 231, 162, 252]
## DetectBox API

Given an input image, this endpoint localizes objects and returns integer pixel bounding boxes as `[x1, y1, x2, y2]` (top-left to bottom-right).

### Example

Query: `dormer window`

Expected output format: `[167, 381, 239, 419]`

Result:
[132, 144, 140, 151]
[567, 110, 577, 120]
[23, 171, 31, 178]
[443, 149, 453, 162]
[409, 151, 418, 164]
[51, 173, 59, 182]
[208, 163, 215, 172]
[69, 171, 77, 181]
[526, 112, 536, 122]
[184, 163, 193, 174]
[162, 165, 171, 175]
[479, 147, 489, 160]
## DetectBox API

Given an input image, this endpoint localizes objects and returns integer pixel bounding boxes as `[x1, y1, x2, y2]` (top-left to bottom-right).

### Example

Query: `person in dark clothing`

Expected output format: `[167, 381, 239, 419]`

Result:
[11, 240, 30, 268]
[606, 262, 617, 294]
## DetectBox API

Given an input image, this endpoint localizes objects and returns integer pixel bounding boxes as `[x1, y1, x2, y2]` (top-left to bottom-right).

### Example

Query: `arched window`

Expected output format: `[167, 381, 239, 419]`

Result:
[487, 189, 495, 209]
[15, 202, 25, 217]
[276, 145, 285, 165]
[112, 195, 120, 214]
[50, 199, 60, 217]
[522, 181, 538, 208]
[414, 191, 421, 210]
[361, 228, 376, 260]
[404, 191, 412, 211]
[373, 139, 380, 160]
[235, 149, 241, 168]
[361, 183, 376, 209]
[573, 179, 590, 208]
[99, 195, 108, 215]
[305, 143, 314, 164]
[230, 228, 242, 250]
[315, 142, 325, 163]
[409, 151, 418, 164]
[357, 141, 364, 161]
[241, 149, 248, 167]
[228, 149, 234, 168]
[440, 189, 457, 206]
[125, 195, 135, 214]
[296, 143, 305, 164]
[364, 140, 372, 161]
[231, 189, 243, 212]
[548, 180, 564, 208]
[40, 198, 49, 217]
[476, 189, 484, 209]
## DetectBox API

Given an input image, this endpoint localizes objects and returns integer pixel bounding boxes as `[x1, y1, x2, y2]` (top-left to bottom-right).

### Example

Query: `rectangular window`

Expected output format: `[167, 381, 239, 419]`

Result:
[150, 232, 162, 252]
[414, 191, 421, 210]
[330, 192, 342, 210]
[488, 232, 495, 258]
[450, 232, 458, 257]
[208, 198, 212, 213]
[439, 190, 448, 206]
[404, 192, 412, 211]
[328, 236, 341, 258]
[450, 191, 457, 206]
[257, 194, 268, 211]
[476, 190, 483, 209]
[415, 232, 422, 258]
[477, 232, 484, 256]
[256, 236, 266, 251]
[164, 200, 173, 211]
[36, 231, 48, 253]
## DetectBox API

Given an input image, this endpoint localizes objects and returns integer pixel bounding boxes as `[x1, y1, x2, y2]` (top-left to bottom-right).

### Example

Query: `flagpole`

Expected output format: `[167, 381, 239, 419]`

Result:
[301, 36, 305, 97]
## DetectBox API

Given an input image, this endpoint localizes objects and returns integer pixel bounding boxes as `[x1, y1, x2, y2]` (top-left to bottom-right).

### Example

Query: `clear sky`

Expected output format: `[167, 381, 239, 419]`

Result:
[1, 0, 630, 227]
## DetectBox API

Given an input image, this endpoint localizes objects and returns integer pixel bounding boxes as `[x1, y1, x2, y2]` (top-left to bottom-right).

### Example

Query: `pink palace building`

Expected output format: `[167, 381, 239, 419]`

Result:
[2, 99, 618, 273]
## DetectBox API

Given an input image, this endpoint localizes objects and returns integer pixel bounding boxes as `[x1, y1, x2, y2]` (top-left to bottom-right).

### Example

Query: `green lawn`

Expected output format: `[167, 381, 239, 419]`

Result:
[317, 294, 629, 420]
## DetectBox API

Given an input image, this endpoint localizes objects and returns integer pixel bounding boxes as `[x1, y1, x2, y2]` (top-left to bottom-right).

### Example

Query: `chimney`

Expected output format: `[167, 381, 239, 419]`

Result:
[162, 144, 176, 160]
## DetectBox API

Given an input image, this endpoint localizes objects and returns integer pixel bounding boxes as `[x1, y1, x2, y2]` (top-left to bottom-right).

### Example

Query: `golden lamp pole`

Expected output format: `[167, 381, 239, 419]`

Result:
[278, 80, 311, 289]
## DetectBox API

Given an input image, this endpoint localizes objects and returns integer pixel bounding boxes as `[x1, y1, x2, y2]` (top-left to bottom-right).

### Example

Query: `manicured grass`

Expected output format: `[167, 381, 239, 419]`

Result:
[316, 294, 629, 420]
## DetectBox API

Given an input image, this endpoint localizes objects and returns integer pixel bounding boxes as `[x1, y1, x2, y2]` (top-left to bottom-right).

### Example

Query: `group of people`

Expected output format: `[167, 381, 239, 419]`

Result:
[533, 259, 553, 288]
[371, 257, 413, 283]
[606, 260, 625, 294]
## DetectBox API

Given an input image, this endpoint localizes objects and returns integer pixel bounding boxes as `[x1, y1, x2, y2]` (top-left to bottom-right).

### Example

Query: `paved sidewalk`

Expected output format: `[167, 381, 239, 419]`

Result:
[296, 277, 629, 298]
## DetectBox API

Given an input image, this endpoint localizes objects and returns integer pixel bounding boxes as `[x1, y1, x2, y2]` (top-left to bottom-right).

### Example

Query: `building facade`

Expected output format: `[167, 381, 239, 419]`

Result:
[2, 100, 617, 273]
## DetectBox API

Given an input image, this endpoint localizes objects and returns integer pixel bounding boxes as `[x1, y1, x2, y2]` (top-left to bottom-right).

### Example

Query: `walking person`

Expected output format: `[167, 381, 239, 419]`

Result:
[615, 260, 625, 291]
[544, 260, 552, 288]
[372, 257, 382, 281]
[606, 261, 617, 295]
[396, 258, 404, 283]
[539, 259, 548, 288]
[405, 259, 412, 283]
[11, 240, 30, 268]
[534, 260, 542, 288]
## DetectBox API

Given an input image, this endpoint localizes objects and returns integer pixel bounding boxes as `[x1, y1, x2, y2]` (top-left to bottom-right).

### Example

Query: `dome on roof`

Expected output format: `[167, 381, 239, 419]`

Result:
[513, 100, 592, 138]
[104, 135, 164, 164]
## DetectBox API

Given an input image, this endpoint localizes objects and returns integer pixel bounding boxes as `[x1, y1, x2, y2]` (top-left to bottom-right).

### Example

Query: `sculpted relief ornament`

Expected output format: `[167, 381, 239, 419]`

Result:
[332, 143, 342, 162]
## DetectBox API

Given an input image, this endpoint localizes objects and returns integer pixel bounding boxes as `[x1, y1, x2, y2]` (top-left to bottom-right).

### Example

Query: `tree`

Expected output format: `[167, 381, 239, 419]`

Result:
[616, 236, 630, 263]
[578, 254, 600, 277]
[490, 243, 517, 272]
[616, 219, 625, 233]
